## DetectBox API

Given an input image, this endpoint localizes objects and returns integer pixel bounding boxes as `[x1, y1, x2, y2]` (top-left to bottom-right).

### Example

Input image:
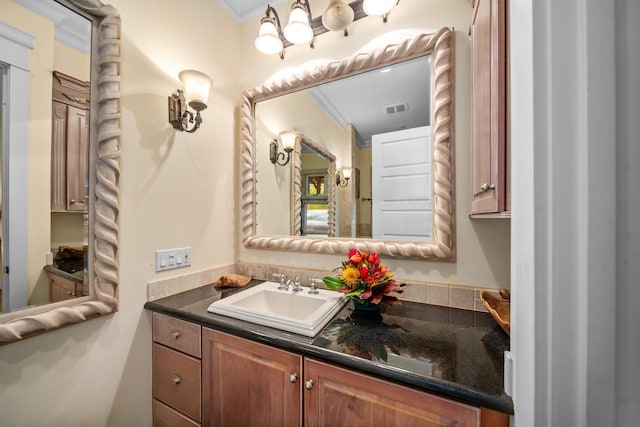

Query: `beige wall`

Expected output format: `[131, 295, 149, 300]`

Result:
[0, 0, 240, 425]
[237, 0, 511, 290]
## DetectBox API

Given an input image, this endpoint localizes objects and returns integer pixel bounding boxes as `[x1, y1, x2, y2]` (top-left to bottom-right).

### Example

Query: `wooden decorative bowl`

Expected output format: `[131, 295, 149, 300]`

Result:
[481, 289, 511, 336]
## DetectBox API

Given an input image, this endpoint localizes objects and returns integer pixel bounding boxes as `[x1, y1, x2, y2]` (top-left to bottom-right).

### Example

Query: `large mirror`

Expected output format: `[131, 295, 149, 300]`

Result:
[0, 0, 120, 344]
[242, 28, 454, 260]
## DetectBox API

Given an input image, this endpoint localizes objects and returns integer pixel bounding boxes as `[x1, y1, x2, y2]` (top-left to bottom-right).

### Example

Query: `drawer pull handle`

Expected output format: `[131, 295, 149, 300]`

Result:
[289, 373, 298, 383]
[480, 183, 496, 192]
[169, 330, 181, 340]
[305, 379, 314, 390]
[170, 374, 182, 385]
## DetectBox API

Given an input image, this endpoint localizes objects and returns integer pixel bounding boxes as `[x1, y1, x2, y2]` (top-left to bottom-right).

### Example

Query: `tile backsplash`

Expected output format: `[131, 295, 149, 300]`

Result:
[147, 261, 501, 313]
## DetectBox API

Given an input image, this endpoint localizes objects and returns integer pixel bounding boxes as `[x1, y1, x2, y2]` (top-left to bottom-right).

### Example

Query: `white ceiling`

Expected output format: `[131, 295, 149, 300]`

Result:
[217, 0, 286, 22]
[13, 0, 92, 53]
[310, 56, 430, 148]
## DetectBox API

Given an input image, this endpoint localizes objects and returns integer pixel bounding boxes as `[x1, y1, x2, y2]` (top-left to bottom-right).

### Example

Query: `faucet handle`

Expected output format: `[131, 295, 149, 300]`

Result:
[273, 273, 288, 290]
[308, 278, 321, 295]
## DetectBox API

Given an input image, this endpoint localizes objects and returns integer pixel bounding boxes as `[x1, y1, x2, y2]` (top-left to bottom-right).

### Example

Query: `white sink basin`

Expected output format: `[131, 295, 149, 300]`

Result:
[207, 281, 347, 337]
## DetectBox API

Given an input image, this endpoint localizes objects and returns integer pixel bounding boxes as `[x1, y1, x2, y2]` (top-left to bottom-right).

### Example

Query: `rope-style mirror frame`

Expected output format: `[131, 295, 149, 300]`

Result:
[241, 27, 455, 260]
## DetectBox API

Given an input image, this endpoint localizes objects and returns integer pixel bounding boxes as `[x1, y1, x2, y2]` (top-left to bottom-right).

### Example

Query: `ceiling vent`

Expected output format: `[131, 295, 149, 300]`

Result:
[384, 102, 408, 114]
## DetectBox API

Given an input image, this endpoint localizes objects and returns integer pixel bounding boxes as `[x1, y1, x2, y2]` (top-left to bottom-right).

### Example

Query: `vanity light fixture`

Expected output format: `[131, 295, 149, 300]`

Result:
[336, 168, 352, 187]
[270, 131, 298, 166]
[168, 70, 213, 133]
[255, 0, 399, 59]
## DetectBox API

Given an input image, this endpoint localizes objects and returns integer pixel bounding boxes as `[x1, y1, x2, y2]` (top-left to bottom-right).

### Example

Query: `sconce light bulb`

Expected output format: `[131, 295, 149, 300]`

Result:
[363, 0, 397, 16]
[284, 5, 313, 44]
[322, 0, 355, 32]
[255, 20, 284, 55]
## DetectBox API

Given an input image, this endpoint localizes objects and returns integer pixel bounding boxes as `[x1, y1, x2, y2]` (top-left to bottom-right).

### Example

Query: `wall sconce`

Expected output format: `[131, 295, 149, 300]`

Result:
[270, 131, 298, 166]
[336, 168, 352, 187]
[255, 0, 399, 59]
[168, 70, 213, 133]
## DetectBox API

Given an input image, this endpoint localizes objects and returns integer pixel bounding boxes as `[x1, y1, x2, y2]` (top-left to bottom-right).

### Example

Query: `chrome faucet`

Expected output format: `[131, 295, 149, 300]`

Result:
[291, 276, 303, 293]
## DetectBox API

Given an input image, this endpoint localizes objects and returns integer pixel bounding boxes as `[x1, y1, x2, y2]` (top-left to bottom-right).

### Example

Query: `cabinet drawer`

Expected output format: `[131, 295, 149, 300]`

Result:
[153, 343, 201, 422]
[153, 312, 201, 357]
[153, 399, 200, 427]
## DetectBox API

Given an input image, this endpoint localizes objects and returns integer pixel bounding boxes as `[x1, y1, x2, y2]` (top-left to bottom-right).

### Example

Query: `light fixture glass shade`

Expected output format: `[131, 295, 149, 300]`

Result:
[363, 0, 396, 16]
[279, 131, 298, 150]
[284, 5, 313, 44]
[322, 0, 355, 32]
[178, 70, 212, 111]
[255, 20, 283, 55]
[341, 168, 352, 180]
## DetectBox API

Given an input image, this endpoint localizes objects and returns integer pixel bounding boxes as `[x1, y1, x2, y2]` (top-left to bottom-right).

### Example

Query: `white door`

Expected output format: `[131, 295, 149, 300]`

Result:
[372, 126, 431, 241]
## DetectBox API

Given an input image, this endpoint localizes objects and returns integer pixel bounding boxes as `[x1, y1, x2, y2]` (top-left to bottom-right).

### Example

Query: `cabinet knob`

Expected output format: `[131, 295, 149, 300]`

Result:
[169, 330, 181, 340]
[480, 183, 496, 192]
[305, 379, 314, 390]
[289, 373, 298, 383]
[170, 374, 182, 385]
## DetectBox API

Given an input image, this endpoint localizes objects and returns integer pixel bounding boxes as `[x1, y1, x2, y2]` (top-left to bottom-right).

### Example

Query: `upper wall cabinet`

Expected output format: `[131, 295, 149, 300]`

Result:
[470, 0, 510, 216]
[51, 71, 90, 212]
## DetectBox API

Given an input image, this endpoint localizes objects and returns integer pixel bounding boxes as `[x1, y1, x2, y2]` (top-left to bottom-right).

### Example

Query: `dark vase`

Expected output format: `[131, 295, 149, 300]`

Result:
[350, 299, 383, 324]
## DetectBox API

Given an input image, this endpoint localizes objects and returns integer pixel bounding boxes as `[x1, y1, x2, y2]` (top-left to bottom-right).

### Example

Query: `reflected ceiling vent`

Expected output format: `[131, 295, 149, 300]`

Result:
[384, 102, 408, 114]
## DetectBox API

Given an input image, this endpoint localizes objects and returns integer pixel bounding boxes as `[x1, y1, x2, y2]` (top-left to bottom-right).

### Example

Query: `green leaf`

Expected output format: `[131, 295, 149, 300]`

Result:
[323, 276, 343, 291]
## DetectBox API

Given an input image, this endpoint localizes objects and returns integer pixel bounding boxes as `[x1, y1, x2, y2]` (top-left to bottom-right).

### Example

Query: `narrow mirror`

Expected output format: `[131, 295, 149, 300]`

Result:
[0, 0, 121, 344]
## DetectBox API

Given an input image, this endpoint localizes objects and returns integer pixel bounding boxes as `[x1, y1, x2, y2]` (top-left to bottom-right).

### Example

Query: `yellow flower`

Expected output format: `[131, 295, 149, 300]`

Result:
[341, 266, 360, 287]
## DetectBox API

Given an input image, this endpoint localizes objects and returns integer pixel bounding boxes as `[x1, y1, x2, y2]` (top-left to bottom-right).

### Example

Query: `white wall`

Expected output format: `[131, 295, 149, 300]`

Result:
[511, 0, 640, 425]
[0, 0, 241, 425]
[237, 0, 512, 290]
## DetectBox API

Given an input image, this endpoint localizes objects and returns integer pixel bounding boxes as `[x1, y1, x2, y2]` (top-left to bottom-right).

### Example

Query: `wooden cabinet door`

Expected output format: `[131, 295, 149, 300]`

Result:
[65, 105, 88, 211]
[471, 0, 507, 214]
[202, 328, 302, 427]
[304, 358, 480, 427]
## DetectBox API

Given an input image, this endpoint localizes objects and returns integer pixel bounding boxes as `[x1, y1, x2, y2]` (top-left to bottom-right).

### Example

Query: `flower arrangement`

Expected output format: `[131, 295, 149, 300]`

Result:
[323, 248, 406, 306]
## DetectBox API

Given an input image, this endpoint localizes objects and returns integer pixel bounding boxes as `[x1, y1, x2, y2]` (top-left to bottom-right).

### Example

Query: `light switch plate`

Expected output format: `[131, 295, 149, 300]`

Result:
[155, 247, 192, 272]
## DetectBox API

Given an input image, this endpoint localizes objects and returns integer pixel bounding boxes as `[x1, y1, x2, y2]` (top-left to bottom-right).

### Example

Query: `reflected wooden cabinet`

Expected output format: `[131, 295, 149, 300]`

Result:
[51, 71, 89, 212]
[46, 270, 85, 302]
[470, 0, 510, 215]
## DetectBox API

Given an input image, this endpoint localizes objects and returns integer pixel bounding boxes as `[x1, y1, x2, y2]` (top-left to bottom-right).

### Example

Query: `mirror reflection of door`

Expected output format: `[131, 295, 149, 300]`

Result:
[1, 0, 91, 314]
[372, 126, 432, 241]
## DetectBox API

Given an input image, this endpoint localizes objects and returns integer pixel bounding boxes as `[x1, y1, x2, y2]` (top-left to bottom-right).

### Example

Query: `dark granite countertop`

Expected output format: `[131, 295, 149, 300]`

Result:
[43, 259, 85, 283]
[144, 280, 513, 414]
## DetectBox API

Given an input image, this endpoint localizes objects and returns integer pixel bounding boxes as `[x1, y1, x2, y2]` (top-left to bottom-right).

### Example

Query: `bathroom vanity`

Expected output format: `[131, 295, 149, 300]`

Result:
[145, 281, 512, 426]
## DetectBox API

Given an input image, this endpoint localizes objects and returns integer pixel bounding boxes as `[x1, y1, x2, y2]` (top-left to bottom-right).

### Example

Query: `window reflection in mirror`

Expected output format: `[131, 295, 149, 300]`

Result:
[254, 55, 431, 241]
[1, 0, 91, 314]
